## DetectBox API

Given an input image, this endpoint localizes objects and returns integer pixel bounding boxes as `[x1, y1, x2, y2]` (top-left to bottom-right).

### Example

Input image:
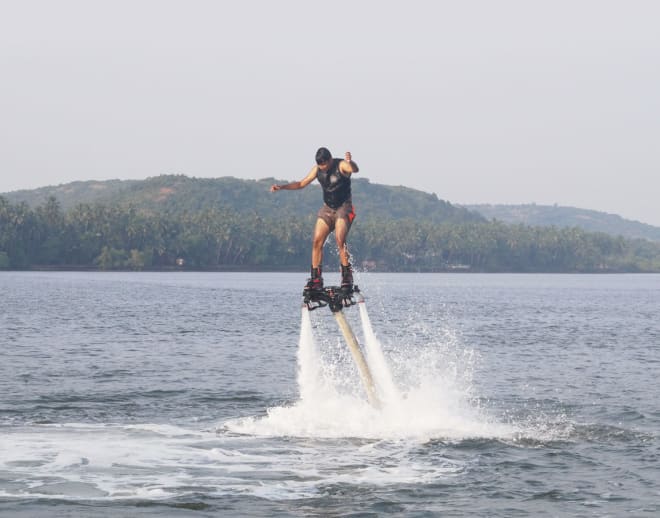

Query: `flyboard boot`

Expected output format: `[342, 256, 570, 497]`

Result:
[340, 263, 354, 296]
[339, 263, 361, 308]
[304, 265, 323, 294]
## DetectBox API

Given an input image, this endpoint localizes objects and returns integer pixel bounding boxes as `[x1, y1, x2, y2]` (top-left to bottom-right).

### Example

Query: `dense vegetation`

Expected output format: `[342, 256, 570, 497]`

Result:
[2, 175, 483, 226]
[2, 190, 660, 272]
[7, 175, 659, 242]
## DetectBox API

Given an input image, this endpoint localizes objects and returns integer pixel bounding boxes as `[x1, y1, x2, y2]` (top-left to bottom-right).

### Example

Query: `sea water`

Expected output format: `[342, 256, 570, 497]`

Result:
[1, 272, 659, 516]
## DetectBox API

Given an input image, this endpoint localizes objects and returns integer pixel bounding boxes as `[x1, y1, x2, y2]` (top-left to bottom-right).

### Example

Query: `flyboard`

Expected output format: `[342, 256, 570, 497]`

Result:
[303, 283, 380, 408]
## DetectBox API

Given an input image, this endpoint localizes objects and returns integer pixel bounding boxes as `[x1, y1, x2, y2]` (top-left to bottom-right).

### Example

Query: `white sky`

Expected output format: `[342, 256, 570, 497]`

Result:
[1, 1, 659, 225]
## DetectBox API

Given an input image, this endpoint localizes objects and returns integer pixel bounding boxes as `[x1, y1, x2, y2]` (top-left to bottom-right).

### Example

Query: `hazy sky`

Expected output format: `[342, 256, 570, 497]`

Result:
[1, 1, 659, 225]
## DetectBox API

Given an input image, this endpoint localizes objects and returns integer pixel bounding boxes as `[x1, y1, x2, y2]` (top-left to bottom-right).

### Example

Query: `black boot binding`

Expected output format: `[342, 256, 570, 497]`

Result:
[303, 264, 360, 311]
[304, 266, 323, 293]
[303, 284, 361, 312]
[341, 263, 354, 295]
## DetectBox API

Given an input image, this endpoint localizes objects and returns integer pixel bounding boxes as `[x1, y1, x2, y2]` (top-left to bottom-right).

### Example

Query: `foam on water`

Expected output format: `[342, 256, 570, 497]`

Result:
[0, 422, 210, 500]
[0, 421, 467, 501]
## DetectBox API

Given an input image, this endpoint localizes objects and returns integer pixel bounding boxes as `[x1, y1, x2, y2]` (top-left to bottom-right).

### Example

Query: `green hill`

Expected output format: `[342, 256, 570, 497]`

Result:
[2, 176, 659, 272]
[3, 179, 137, 210]
[465, 204, 660, 242]
[3, 175, 484, 225]
[9, 178, 658, 242]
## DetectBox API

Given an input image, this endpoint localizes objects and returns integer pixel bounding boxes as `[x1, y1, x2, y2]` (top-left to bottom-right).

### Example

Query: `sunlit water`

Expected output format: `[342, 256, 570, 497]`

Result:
[1, 272, 659, 516]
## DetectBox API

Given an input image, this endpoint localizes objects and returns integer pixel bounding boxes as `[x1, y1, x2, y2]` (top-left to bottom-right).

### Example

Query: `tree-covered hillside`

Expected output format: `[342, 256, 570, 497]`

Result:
[3, 179, 138, 210]
[2, 182, 660, 272]
[3, 175, 483, 225]
[466, 204, 660, 242]
[8, 177, 659, 243]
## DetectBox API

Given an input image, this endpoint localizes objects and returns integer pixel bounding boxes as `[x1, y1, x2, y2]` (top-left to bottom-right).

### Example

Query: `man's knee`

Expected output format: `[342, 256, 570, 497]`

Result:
[335, 225, 350, 243]
[313, 222, 330, 247]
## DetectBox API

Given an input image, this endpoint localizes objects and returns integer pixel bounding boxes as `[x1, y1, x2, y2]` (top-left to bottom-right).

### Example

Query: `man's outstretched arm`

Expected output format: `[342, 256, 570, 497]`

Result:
[270, 167, 317, 192]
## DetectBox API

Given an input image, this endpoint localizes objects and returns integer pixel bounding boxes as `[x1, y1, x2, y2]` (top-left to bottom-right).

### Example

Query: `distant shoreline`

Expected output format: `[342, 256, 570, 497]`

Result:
[1, 267, 654, 274]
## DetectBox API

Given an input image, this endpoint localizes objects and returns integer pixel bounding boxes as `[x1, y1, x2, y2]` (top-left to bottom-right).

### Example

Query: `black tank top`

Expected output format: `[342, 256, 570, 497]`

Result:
[316, 158, 352, 209]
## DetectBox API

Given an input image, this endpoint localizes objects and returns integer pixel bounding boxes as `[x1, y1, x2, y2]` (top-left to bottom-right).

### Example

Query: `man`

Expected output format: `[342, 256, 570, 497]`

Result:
[270, 147, 359, 293]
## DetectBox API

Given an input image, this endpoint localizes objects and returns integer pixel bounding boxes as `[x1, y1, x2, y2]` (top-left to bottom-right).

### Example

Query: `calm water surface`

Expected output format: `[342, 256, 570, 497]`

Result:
[1, 272, 659, 517]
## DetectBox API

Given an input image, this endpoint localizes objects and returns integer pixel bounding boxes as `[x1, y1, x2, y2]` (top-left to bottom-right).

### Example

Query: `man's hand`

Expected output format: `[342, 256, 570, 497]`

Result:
[341, 151, 358, 174]
[270, 184, 279, 192]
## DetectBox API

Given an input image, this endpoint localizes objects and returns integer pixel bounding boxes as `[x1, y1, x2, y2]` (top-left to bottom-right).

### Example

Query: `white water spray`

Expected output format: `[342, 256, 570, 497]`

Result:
[227, 296, 515, 441]
[358, 301, 400, 406]
[297, 307, 325, 402]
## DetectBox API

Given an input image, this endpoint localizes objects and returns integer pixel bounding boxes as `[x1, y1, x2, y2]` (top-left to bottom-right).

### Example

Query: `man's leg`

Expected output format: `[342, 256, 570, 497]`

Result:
[306, 218, 330, 291]
[334, 218, 350, 266]
[312, 218, 331, 268]
[335, 218, 354, 290]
